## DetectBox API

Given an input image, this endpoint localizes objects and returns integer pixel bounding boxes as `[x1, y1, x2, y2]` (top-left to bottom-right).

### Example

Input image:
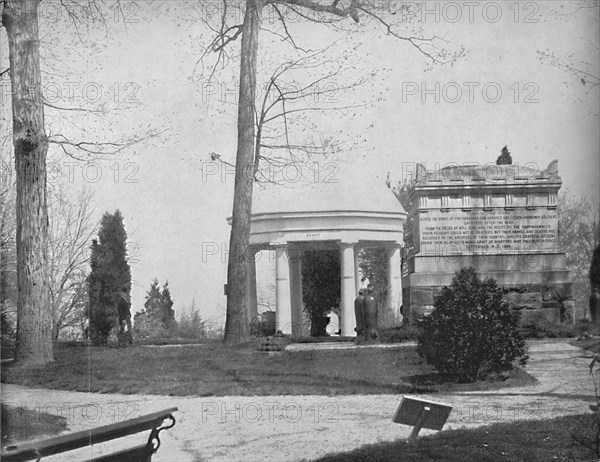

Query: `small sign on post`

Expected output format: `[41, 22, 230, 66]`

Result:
[392, 396, 452, 441]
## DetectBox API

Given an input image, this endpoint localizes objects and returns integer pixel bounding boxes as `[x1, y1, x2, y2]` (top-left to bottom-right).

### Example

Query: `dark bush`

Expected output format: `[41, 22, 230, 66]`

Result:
[417, 267, 528, 382]
[575, 318, 600, 337]
[302, 250, 340, 336]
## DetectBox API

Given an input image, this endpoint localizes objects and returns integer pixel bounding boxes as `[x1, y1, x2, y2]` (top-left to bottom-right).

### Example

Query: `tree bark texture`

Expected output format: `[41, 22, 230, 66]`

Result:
[224, 0, 262, 343]
[3, 0, 53, 363]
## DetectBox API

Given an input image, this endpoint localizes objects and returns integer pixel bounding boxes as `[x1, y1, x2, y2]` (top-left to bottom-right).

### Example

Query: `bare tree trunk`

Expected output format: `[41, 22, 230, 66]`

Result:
[0, 192, 11, 312]
[52, 321, 60, 342]
[3, 0, 53, 364]
[224, 0, 262, 344]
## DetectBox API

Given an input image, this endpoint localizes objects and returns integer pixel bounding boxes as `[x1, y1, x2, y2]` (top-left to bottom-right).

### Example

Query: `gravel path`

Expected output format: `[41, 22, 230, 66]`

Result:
[1, 340, 595, 462]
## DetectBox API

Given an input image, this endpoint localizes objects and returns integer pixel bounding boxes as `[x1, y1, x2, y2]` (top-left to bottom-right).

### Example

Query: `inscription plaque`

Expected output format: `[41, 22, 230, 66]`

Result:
[418, 208, 558, 253]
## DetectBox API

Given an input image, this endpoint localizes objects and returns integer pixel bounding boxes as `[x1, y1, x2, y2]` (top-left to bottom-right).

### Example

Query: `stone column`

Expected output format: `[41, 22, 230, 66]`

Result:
[247, 247, 258, 324]
[275, 244, 292, 334]
[288, 249, 304, 336]
[354, 246, 361, 295]
[339, 242, 357, 336]
[387, 244, 403, 325]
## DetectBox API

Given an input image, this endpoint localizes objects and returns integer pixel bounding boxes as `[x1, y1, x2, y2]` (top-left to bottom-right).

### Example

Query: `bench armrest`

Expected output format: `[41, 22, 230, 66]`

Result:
[1, 407, 178, 462]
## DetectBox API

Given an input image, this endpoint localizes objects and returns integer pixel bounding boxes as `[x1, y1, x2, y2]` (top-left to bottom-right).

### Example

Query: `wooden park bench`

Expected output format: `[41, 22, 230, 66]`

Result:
[1, 407, 178, 462]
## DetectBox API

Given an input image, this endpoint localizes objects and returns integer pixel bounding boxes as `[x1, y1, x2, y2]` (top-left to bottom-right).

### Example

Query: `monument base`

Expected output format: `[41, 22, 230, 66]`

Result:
[394, 160, 574, 330]
[403, 253, 573, 326]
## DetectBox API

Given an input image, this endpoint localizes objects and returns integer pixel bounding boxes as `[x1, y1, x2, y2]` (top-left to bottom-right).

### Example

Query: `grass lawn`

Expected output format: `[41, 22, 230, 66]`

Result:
[1, 341, 535, 396]
[315, 413, 599, 462]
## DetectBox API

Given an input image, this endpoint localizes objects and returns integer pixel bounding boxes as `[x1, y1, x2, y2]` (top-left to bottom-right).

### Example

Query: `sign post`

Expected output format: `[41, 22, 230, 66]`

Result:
[393, 396, 452, 441]
[407, 405, 430, 441]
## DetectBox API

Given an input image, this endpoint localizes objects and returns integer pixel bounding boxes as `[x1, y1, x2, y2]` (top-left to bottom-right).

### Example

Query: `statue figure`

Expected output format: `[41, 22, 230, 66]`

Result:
[354, 288, 379, 343]
[363, 289, 379, 342]
[543, 159, 559, 176]
[354, 290, 365, 338]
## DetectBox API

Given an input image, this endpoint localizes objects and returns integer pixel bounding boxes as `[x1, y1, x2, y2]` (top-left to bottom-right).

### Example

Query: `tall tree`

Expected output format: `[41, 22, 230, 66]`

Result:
[203, 0, 462, 343]
[0, 149, 17, 354]
[2, 0, 52, 364]
[87, 210, 131, 345]
[143, 278, 162, 319]
[134, 279, 176, 338]
[160, 281, 175, 328]
[48, 187, 98, 340]
[558, 191, 600, 318]
[0, 151, 98, 342]
[0, 150, 17, 340]
[590, 244, 600, 326]
[177, 300, 205, 340]
[222, 0, 262, 342]
[1, 0, 161, 362]
[133, 279, 164, 339]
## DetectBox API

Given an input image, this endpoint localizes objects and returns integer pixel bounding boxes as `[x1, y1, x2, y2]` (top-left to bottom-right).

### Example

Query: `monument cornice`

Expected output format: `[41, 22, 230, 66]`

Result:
[409, 181, 562, 195]
[246, 209, 407, 222]
[232, 208, 406, 249]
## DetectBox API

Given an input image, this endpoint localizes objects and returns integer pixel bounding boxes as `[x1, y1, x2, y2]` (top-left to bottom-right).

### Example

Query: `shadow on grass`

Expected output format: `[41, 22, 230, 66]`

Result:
[1, 404, 67, 448]
[405, 366, 537, 393]
[315, 414, 599, 462]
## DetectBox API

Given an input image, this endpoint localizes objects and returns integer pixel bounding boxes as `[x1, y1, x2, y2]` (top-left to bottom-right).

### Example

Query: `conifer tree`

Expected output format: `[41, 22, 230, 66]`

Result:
[134, 279, 177, 338]
[143, 278, 162, 320]
[87, 210, 131, 344]
[160, 282, 175, 328]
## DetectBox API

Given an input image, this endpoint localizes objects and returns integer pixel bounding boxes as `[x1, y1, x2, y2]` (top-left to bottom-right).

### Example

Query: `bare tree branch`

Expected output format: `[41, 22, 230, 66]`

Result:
[271, 5, 310, 52]
[48, 128, 166, 160]
[47, 185, 98, 340]
[538, 49, 599, 90]
[267, 0, 361, 22]
[43, 98, 109, 114]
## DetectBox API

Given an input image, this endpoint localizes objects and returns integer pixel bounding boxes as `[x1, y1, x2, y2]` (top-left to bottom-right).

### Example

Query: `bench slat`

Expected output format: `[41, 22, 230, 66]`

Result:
[85, 443, 149, 462]
[1, 407, 177, 462]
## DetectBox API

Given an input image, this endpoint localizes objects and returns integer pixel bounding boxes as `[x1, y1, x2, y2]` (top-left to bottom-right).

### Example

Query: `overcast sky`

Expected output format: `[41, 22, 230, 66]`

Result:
[1, 0, 598, 326]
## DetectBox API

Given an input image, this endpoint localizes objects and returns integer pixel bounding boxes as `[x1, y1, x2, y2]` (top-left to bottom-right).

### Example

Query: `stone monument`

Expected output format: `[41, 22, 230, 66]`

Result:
[397, 160, 573, 326]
